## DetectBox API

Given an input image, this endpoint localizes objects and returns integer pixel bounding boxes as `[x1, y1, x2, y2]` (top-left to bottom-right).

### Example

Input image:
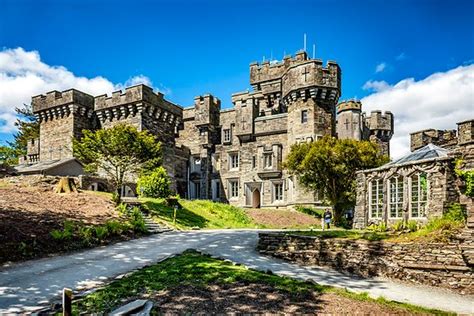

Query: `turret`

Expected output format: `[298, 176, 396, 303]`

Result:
[363, 110, 394, 156]
[336, 100, 363, 140]
[32, 89, 95, 161]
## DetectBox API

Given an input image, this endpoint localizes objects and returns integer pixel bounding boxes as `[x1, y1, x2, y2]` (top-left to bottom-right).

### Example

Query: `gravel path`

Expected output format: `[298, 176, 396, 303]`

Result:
[0, 230, 472, 314]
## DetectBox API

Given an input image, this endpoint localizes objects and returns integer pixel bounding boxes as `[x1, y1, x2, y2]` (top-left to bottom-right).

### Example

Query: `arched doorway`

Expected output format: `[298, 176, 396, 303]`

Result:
[252, 188, 261, 208]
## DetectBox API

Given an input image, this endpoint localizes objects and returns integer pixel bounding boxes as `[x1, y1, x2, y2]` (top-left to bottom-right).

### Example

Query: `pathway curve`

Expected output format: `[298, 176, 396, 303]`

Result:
[0, 230, 472, 314]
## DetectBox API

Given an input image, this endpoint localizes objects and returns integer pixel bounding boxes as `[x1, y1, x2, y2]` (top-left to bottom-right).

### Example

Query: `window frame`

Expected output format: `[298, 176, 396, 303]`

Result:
[410, 173, 428, 218]
[301, 110, 308, 124]
[228, 179, 239, 199]
[228, 152, 239, 170]
[273, 182, 284, 202]
[223, 129, 232, 143]
[388, 175, 404, 219]
[369, 179, 384, 219]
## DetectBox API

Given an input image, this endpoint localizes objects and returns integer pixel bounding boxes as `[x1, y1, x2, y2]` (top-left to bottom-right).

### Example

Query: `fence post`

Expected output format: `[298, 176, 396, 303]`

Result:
[63, 288, 72, 316]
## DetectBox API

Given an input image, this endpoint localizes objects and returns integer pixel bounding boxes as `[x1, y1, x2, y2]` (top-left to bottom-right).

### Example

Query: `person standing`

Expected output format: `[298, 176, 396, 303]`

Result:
[324, 209, 332, 230]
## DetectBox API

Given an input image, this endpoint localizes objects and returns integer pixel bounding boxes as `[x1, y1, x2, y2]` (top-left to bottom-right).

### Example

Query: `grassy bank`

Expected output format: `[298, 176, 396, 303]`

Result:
[73, 250, 452, 315]
[141, 198, 261, 229]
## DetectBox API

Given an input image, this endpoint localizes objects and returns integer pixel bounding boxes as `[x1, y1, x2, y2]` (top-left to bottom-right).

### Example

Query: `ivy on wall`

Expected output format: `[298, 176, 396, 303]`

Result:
[455, 159, 474, 198]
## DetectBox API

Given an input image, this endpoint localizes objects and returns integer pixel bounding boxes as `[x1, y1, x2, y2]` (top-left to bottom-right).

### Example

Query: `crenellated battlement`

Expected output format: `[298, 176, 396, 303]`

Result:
[32, 89, 94, 113]
[364, 110, 393, 132]
[250, 50, 341, 100]
[410, 128, 458, 152]
[337, 100, 362, 114]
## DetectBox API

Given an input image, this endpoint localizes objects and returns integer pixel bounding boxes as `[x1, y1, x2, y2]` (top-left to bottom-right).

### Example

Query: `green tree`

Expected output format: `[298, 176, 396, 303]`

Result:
[284, 136, 388, 224]
[137, 166, 172, 198]
[0, 145, 18, 166]
[73, 124, 162, 202]
[8, 104, 40, 157]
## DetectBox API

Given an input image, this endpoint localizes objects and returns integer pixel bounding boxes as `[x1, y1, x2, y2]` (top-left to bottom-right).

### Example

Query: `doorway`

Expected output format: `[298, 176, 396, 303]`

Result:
[252, 188, 261, 208]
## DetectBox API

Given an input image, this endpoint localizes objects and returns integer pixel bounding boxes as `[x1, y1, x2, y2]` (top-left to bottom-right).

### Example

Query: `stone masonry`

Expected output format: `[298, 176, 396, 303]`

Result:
[24, 49, 393, 208]
[258, 232, 473, 295]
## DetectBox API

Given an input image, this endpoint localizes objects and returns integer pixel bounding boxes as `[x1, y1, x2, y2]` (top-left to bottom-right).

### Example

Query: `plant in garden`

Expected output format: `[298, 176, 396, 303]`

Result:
[94, 226, 109, 240]
[137, 166, 171, 198]
[455, 159, 474, 197]
[285, 136, 388, 224]
[73, 124, 162, 203]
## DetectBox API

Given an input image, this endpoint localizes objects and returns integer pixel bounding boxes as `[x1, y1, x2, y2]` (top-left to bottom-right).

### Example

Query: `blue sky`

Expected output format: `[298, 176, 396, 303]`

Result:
[0, 0, 473, 157]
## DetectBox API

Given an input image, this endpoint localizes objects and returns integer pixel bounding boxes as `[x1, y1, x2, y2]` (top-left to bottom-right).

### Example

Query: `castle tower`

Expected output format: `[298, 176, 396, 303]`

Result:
[363, 110, 394, 156]
[94, 84, 184, 191]
[32, 89, 96, 162]
[249, 50, 341, 145]
[336, 100, 363, 140]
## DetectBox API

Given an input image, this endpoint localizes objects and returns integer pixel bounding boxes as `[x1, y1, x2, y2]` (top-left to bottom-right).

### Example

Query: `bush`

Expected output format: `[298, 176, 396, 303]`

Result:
[368, 222, 387, 232]
[137, 167, 171, 198]
[443, 203, 466, 222]
[392, 220, 405, 232]
[130, 207, 148, 233]
[78, 226, 94, 244]
[94, 226, 109, 240]
[407, 220, 418, 232]
[105, 220, 124, 235]
[50, 221, 75, 240]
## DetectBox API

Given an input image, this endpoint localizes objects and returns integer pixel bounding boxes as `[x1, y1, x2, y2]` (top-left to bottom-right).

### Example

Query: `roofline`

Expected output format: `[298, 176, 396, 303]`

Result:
[356, 155, 453, 174]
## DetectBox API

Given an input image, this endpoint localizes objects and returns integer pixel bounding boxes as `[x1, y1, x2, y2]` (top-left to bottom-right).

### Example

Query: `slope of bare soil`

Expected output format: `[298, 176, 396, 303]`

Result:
[0, 176, 123, 264]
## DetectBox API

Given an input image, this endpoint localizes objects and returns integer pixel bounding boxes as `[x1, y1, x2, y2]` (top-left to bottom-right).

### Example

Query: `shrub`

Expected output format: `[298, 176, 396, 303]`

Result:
[407, 220, 418, 232]
[116, 203, 128, 215]
[392, 220, 405, 232]
[50, 221, 75, 240]
[78, 226, 94, 244]
[443, 203, 466, 222]
[105, 220, 124, 235]
[137, 166, 171, 198]
[94, 226, 109, 240]
[368, 222, 387, 232]
[130, 207, 148, 233]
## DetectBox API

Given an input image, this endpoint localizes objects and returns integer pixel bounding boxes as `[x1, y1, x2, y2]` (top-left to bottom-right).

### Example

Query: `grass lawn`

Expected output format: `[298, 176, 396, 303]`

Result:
[141, 198, 262, 229]
[73, 250, 452, 315]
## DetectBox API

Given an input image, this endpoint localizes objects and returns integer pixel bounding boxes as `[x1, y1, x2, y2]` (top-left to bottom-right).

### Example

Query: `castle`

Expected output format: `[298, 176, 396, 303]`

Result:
[17, 50, 394, 208]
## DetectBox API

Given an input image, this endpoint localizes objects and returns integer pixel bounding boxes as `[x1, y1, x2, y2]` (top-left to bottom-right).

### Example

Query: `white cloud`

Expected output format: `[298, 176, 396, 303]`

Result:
[375, 62, 387, 73]
[0, 47, 165, 133]
[361, 64, 474, 159]
[362, 80, 390, 92]
[395, 52, 407, 61]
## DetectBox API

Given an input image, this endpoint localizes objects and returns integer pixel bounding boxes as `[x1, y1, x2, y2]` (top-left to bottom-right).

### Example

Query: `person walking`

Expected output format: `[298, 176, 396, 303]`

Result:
[323, 209, 332, 230]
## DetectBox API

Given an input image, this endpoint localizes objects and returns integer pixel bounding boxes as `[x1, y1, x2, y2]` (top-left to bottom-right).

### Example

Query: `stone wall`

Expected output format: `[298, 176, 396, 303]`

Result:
[257, 233, 473, 294]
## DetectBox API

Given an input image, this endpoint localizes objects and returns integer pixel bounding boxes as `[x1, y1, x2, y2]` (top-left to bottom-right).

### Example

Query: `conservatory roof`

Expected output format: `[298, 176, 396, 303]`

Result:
[384, 144, 449, 167]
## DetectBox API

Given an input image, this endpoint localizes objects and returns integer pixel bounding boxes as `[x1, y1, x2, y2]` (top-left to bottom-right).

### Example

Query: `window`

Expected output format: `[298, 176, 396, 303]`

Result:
[199, 128, 206, 136]
[191, 156, 201, 172]
[229, 179, 239, 198]
[229, 153, 239, 170]
[223, 129, 231, 143]
[410, 173, 427, 218]
[194, 182, 201, 199]
[301, 110, 308, 123]
[369, 179, 384, 218]
[389, 176, 404, 218]
[252, 156, 256, 169]
[264, 153, 272, 168]
[273, 182, 284, 202]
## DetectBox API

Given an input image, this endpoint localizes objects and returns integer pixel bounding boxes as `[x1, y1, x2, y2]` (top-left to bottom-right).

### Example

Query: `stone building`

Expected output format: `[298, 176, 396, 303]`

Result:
[354, 120, 473, 229]
[17, 50, 393, 208]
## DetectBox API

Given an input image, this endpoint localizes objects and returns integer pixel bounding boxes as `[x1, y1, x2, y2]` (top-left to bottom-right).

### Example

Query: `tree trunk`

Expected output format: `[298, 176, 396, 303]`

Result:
[54, 177, 77, 194]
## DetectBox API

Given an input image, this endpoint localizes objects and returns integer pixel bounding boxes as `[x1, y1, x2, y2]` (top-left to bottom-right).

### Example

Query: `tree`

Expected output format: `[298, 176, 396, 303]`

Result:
[284, 136, 389, 225]
[8, 104, 40, 157]
[73, 124, 162, 202]
[0, 145, 18, 166]
[137, 166, 171, 198]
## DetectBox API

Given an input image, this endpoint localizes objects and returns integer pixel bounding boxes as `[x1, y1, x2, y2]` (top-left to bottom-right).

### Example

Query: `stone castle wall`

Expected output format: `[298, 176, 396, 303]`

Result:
[257, 233, 473, 295]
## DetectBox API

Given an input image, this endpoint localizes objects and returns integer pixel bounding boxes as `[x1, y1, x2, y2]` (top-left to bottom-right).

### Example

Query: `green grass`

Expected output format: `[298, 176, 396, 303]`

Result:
[289, 229, 389, 241]
[294, 205, 325, 218]
[82, 190, 113, 198]
[72, 250, 452, 315]
[141, 198, 263, 229]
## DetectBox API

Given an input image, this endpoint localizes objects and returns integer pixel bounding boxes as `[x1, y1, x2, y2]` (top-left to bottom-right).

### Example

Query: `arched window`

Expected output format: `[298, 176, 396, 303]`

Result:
[389, 175, 404, 218]
[369, 179, 383, 218]
[410, 172, 428, 218]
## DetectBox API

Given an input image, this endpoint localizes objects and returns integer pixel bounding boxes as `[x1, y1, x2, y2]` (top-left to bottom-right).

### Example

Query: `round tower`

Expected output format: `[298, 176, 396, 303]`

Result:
[336, 99, 362, 140]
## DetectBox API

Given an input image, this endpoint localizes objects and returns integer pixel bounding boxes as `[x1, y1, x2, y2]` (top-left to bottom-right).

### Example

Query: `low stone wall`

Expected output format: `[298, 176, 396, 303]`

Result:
[257, 233, 474, 295]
